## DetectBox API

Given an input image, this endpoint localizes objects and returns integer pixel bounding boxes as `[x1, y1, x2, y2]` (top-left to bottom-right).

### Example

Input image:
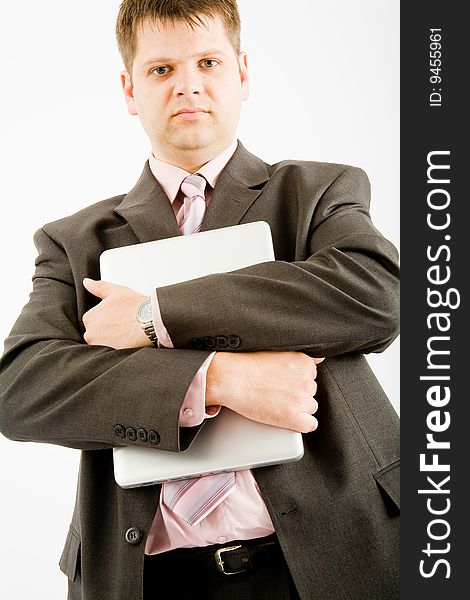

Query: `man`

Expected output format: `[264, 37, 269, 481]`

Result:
[0, 1, 400, 598]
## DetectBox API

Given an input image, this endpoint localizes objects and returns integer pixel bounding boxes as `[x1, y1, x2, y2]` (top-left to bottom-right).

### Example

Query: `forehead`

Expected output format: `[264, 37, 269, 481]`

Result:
[133, 15, 233, 64]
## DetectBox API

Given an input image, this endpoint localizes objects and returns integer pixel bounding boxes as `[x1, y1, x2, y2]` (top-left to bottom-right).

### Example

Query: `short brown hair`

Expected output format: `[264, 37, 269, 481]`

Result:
[116, 0, 241, 73]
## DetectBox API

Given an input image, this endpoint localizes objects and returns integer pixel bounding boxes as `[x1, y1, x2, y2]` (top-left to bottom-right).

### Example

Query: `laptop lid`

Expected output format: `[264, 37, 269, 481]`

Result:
[99, 222, 303, 487]
[113, 407, 304, 488]
[100, 221, 274, 293]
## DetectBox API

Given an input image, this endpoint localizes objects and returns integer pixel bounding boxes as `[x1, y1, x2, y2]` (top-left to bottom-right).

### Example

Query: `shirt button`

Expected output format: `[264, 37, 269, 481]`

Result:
[183, 408, 194, 419]
[217, 536, 227, 544]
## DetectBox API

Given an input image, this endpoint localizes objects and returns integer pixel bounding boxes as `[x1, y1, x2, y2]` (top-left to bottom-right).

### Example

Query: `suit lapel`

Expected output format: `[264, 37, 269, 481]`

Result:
[201, 141, 270, 232]
[114, 142, 270, 242]
[114, 162, 181, 243]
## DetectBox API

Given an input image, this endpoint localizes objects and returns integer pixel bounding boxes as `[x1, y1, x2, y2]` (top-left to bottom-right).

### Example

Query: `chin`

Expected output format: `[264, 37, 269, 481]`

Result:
[168, 121, 218, 147]
[173, 135, 217, 153]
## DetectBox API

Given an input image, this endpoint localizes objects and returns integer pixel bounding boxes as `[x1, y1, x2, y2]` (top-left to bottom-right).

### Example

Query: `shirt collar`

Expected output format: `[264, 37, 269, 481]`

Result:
[148, 140, 238, 204]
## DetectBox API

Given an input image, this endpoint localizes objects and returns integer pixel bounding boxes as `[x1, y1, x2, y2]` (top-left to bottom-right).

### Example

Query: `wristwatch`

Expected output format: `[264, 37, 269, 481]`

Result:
[136, 298, 159, 347]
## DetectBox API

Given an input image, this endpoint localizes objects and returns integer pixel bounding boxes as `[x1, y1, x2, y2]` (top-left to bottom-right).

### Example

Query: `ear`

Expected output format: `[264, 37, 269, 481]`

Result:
[120, 70, 138, 116]
[238, 52, 250, 101]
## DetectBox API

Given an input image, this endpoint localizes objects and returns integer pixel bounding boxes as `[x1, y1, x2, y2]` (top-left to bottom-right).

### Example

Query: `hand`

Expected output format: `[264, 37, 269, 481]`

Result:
[206, 351, 324, 433]
[82, 278, 151, 349]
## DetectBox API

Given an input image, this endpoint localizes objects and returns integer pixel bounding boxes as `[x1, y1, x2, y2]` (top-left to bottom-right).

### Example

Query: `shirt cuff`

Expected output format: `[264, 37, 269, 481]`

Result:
[151, 291, 220, 427]
[179, 352, 221, 427]
[151, 289, 174, 348]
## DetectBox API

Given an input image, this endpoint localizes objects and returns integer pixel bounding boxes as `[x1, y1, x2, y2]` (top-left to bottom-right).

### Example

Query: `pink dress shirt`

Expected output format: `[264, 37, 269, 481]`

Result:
[144, 141, 275, 555]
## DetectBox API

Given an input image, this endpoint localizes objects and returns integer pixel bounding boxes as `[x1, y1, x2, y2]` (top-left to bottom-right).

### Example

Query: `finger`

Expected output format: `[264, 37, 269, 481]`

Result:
[83, 278, 118, 300]
[295, 412, 318, 434]
[311, 357, 325, 380]
[308, 397, 318, 414]
[300, 396, 318, 415]
[305, 379, 317, 397]
[311, 361, 318, 380]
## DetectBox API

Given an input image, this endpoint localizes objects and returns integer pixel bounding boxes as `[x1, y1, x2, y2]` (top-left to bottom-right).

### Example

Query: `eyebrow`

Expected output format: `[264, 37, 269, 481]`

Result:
[141, 49, 227, 67]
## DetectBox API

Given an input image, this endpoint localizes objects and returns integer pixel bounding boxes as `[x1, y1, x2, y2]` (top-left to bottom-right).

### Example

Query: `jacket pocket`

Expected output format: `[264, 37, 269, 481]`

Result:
[59, 527, 81, 581]
[374, 459, 400, 511]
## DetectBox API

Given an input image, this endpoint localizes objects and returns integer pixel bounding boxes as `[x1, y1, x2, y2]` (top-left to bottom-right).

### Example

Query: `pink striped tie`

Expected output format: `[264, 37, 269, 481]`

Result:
[163, 472, 237, 526]
[162, 173, 236, 525]
[178, 174, 207, 235]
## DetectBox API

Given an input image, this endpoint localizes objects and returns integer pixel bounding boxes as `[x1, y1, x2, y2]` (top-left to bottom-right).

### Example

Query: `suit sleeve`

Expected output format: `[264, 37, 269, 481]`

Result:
[0, 227, 211, 451]
[156, 167, 400, 357]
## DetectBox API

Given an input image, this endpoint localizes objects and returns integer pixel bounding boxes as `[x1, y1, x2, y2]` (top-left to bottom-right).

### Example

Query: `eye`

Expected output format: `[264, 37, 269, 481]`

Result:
[152, 66, 170, 76]
[202, 59, 219, 69]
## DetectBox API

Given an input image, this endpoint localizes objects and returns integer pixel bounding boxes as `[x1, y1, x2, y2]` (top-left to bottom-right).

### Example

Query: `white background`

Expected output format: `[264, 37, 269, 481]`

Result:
[0, 1, 399, 597]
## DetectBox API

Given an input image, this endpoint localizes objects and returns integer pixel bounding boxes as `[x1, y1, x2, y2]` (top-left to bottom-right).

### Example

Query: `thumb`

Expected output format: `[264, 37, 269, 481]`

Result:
[313, 357, 325, 365]
[83, 278, 116, 300]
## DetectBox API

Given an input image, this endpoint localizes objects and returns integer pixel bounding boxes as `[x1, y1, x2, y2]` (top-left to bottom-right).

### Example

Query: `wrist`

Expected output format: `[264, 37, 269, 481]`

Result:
[205, 352, 234, 408]
[206, 352, 229, 408]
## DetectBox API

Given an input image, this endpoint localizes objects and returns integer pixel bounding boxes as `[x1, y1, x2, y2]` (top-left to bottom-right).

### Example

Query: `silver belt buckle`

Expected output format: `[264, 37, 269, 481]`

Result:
[214, 544, 249, 575]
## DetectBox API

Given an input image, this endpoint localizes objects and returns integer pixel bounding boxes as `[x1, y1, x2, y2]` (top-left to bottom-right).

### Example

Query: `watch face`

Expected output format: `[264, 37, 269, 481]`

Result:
[137, 298, 152, 322]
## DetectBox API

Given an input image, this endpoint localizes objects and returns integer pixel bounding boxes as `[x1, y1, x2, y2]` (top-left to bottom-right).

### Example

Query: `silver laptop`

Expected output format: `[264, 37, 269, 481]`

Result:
[100, 222, 304, 488]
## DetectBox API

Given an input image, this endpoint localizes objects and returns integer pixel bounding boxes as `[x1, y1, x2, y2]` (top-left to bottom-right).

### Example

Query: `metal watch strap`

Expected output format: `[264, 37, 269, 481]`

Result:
[142, 322, 159, 346]
[136, 298, 159, 347]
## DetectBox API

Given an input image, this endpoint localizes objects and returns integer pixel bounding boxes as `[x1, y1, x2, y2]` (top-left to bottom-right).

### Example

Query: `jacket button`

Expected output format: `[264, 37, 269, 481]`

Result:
[126, 427, 137, 441]
[191, 338, 203, 349]
[125, 527, 142, 545]
[228, 336, 241, 348]
[114, 424, 125, 438]
[148, 430, 160, 445]
[137, 428, 147, 442]
[216, 336, 228, 349]
[203, 337, 216, 349]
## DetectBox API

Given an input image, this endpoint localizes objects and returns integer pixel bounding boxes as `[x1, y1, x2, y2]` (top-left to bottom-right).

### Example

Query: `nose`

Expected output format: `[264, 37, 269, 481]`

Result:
[173, 65, 204, 97]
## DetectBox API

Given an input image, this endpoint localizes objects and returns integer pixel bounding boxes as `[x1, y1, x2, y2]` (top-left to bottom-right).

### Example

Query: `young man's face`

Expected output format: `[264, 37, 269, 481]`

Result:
[122, 15, 249, 169]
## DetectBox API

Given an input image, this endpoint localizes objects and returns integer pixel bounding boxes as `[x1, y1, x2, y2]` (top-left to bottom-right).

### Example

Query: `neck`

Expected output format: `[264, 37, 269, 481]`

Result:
[152, 142, 234, 173]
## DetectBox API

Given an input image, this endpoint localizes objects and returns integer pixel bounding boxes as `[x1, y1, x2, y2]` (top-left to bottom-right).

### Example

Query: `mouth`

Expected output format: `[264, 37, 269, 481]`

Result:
[173, 108, 210, 121]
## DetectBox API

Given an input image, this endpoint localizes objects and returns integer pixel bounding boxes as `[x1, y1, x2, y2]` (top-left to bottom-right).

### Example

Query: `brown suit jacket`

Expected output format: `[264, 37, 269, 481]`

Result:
[0, 142, 400, 599]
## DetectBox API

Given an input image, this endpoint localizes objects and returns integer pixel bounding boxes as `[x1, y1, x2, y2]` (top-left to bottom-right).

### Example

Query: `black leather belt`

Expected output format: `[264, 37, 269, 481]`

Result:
[153, 534, 281, 576]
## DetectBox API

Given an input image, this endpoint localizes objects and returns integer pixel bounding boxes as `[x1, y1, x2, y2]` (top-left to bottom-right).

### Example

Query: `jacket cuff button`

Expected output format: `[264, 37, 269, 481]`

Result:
[216, 336, 228, 348]
[191, 338, 203, 349]
[137, 428, 147, 442]
[203, 336, 216, 349]
[126, 427, 137, 441]
[113, 424, 125, 438]
[148, 430, 160, 445]
[228, 336, 241, 348]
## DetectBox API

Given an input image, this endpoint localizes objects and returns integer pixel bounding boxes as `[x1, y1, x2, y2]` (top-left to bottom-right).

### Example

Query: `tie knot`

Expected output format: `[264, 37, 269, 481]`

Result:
[181, 173, 207, 201]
